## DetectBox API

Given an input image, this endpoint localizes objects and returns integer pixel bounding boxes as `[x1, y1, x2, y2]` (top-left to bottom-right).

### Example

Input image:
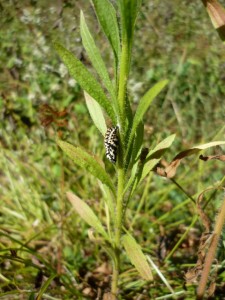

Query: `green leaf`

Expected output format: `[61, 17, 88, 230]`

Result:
[80, 11, 116, 101]
[124, 121, 144, 187]
[119, 0, 142, 49]
[146, 134, 176, 160]
[124, 161, 139, 195]
[67, 192, 109, 239]
[140, 134, 176, 183]
[57, 140, 115, 194]
[122, 234, 153, 281]
[53, 42, 116, 124]
[125, 134, 176, 194]
[126, 122, 144, 169]
[84, 92, 107, 136]
[139, 159, 161, 183]
[98, 181, 115, 225]
[129, 121, 144, 165]
[126, 80, 168, 158]
[92, 0, 121, 64]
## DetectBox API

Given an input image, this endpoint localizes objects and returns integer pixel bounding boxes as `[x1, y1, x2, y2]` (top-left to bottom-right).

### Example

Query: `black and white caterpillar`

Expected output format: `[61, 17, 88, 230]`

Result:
[104, 126, 118, 163]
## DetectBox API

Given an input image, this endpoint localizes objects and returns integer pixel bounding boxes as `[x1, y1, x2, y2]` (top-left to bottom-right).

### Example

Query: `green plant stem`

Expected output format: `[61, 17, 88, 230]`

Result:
[111, 167, 125, 296]
[197, 195, 225, 299]
[111, 28, 130, 297]
[111, 256, 119, 298]
[115, 168, 125, 245]
[117, 40, 129, 138]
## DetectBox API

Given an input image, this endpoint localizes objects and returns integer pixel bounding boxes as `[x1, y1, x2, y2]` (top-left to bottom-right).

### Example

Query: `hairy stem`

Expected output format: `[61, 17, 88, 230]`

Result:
[117, 40, 129, 139]
[111, 253, 119, 298]
[111, 167, 125, 296]
[111, 24, 130, 297]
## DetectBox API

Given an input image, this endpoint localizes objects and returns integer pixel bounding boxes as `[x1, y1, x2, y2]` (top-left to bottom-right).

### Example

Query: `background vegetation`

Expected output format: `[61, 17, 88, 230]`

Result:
[0, 0, 225, 299]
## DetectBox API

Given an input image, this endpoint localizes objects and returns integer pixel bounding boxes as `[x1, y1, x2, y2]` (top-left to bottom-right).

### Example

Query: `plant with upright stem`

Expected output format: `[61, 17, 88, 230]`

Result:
[54, 1, 168, 295]
[53, 0, 225, 298]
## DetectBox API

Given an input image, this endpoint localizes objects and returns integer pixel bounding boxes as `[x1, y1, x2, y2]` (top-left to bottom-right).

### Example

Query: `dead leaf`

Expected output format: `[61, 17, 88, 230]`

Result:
[201, 0, 225, 28]
[201, 0, 225, 40]
[164, 159, 181, 178]
[197, 189, 212, 233]
[155, 141, 225, 178]
[199, 154, 225, 161]
[185, 187, 224, 296]
[103, 292, 116, 300]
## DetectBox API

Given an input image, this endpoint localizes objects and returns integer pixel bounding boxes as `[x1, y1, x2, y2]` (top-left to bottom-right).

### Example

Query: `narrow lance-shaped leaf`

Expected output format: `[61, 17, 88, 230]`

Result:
[124, 122, 144, 190]
[117, 0, 142, 124]
[122, 234, 153, 281]
[54, 42, 116, 124]
[126, 80, 168, 158]
[67, 192, 109, 240]
[146, 134, 176, 160]
[80, 11, 116, 101]
[140, 134, 176, 183]
[57, 140, 115, 194]
[129, 121, 144, 166]
[118, 0, 142, 50]
[92, 0, 121, 64]
[125, 134, 176, 196]
[98, 181, 115, 225]
[84, 92, 107, 136]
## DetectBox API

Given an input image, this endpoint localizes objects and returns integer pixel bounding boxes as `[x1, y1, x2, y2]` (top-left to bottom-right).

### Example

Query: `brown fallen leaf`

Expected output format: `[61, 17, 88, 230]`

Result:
[199, 154, 225, 161]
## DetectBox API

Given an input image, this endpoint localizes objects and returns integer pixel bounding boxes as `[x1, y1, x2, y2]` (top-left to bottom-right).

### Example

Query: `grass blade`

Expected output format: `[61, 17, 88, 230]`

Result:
[36, 274, 57, 300]
[147, 255, 175, 294]
[67, 192, 109, 240]
[80, 11, 116, 101]
[57, 140, 115, 194]
[84, 92, 107, 136]
[54, 42, 116, 124]
[122, 234, 153, 281]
